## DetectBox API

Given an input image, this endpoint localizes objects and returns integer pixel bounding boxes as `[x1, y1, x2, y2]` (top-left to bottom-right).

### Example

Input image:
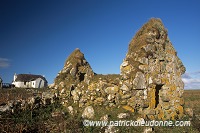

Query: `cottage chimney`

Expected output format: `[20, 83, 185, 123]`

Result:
[14, 73, 17, 81]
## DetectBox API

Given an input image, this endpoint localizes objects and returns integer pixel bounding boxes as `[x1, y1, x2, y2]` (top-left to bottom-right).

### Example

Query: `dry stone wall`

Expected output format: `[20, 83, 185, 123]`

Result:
[52, 18, 186, 120]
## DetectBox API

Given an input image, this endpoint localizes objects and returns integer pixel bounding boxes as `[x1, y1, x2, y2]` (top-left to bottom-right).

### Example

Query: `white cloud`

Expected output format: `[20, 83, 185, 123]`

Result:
[0, 58, 10, 68]
[182, 73, 192, 79]
[182, 71, 200, 89]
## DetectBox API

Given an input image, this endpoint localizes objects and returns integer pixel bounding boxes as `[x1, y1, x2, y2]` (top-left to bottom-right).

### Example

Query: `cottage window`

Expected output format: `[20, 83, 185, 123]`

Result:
[33, 82, 34, 85]
[24, 82, 26, 85]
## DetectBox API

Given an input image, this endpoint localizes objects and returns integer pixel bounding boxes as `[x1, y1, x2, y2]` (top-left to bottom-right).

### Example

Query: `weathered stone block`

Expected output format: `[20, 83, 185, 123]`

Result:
[120, 84, 130, 91]
[132, 72, 146, 89]
[122, 105, 134, 113]
[94, 97, 105, 104]
[121, 94, 131, 99]
[162, 102, 170, 110]
[105, 86, 119, 94]
[160, 95, 170, 102]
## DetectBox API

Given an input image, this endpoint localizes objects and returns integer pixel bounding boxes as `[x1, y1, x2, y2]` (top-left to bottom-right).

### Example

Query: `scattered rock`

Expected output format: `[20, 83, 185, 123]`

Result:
[143, 127, 153, 133]
[117, 113, 130, 119]
[137, 117, 145, 124]
[68, 106, 74, 115]
[82, 106, 95, 119]
[0, 104, 10, 112]
[42, 91, 55, 105]
[184, 108, 193, 118]
[104, 125, 119, 133]
[100, 114, 109, 122]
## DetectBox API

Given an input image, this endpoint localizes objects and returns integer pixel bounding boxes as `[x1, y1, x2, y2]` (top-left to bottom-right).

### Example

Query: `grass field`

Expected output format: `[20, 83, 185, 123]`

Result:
[184, 90, 200, 115]
[0, 88, 200, 132]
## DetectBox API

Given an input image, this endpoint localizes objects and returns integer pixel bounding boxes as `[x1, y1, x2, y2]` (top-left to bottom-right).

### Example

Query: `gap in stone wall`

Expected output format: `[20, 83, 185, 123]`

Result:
[79, 73, 86, 82]
[155, 84, 163, 108]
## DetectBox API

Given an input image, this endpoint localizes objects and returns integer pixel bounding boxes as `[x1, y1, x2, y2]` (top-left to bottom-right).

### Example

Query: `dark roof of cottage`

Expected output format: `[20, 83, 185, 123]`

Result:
[15, 74, 47, 82]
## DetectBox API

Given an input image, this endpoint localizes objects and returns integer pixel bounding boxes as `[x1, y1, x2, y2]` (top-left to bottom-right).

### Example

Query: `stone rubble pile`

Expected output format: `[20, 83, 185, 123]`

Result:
[0, 90, 56, 113]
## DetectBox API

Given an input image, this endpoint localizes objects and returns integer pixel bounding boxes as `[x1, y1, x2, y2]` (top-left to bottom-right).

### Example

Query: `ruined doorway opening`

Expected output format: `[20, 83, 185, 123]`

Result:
[155, 84, 163, 108]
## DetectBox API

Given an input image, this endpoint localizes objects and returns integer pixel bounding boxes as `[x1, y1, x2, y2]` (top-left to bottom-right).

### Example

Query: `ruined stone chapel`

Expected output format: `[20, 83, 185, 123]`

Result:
[53, 18, 186, 120]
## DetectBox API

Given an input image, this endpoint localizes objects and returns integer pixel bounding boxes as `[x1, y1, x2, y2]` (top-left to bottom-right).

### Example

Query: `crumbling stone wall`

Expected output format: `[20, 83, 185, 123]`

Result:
[52, 18, 185, 120]
[120, 18, 185, 120]
[0, 90, 56, 113]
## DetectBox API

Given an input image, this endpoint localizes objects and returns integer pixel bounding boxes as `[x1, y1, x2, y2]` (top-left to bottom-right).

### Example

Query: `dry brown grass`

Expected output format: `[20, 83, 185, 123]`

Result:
[183, 89, 200, 115]
[0, 88, 33, 105]
[183, 89, 200, 132]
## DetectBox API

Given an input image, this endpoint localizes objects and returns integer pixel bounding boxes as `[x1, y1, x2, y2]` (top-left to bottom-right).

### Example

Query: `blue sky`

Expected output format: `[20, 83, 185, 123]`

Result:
[0, 0, 200, 89]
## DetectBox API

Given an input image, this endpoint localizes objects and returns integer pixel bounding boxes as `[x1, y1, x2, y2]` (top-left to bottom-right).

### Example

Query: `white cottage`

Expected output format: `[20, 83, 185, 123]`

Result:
[12, 73, 48, 88]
